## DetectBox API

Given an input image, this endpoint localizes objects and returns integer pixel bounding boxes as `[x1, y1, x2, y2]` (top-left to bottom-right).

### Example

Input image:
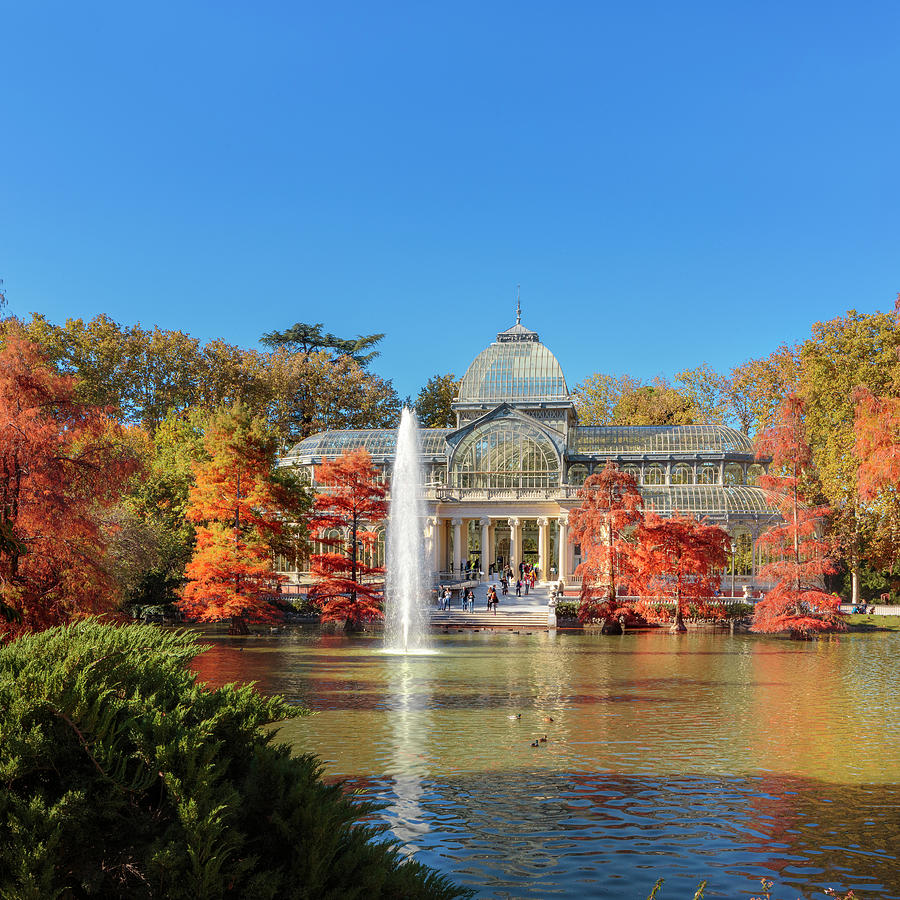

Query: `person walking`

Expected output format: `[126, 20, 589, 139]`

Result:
[515, 579, 522, 597]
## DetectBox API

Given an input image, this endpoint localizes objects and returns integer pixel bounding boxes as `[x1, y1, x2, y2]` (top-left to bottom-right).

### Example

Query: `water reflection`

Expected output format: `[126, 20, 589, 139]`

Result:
[382, 657, 432, 853]
[192, 630, 900, 898]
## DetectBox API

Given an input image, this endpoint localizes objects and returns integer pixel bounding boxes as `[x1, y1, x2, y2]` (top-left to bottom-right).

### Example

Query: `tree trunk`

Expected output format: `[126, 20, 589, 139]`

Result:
[851, 565, 860, 607]
[671, 589, 687, 633]
[230, 614, 249, 635]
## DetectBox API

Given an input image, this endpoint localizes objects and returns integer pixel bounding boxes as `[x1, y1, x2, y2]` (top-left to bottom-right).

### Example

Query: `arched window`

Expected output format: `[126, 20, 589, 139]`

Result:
[671, 464, 694, 485]
[698, 463, 718, 484]
[365, 527, 386, 569]
[451, 419, 560, 489]
[568, 464, 588, 485]
[644, 464, 665, 485]
[622, 464, 641, 483]
[724, 463, 744, 485]
[746, 464, 765, 486]
[315, 527, 345, 557]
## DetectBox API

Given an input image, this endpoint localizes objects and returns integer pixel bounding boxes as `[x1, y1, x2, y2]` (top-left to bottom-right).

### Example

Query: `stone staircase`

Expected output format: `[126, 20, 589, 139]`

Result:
[430, 609, 550, 630]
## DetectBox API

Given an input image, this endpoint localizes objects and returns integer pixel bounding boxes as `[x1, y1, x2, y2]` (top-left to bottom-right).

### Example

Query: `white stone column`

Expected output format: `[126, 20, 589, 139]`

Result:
[451, 517, 463, 576]
[425, 516, 440, 576]
[480, 517, 491, 580]
[537, 517, 549, 581]
[558, 513, 569, 581]
[508, 517, 520, 572]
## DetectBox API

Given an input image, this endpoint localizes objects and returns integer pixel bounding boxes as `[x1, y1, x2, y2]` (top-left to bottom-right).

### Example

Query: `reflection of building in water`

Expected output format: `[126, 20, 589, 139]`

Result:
[279, 310, 779, 589]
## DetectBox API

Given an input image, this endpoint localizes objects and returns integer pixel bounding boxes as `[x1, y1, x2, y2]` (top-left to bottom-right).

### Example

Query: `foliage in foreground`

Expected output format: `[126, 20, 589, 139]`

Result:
[645, 877, 856, 899]
[0, 621, 469, 899]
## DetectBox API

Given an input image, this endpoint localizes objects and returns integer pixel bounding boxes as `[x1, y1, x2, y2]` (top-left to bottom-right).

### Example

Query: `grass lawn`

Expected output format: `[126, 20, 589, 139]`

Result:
[845, 614, 900, 632]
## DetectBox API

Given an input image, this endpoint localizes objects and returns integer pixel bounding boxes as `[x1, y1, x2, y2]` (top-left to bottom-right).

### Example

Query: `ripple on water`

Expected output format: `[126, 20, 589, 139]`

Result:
[192, 630, 900, 898]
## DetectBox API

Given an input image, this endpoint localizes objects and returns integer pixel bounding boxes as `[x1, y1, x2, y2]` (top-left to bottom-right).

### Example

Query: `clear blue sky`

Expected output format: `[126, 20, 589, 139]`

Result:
[2, 1, 898, 401]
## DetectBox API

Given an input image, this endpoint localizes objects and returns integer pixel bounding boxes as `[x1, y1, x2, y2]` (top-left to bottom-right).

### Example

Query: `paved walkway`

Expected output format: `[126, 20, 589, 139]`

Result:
[434, 581, 556, 614]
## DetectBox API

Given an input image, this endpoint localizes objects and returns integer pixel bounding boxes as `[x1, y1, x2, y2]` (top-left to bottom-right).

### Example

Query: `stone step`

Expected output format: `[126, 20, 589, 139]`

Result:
[430, 613, 550, 628]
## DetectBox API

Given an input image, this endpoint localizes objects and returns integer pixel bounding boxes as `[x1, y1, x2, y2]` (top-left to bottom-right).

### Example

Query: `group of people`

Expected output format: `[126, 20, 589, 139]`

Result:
[437, 585, 479, 611]
[498, 561, 539, 597]
[436, 560, 542, 614]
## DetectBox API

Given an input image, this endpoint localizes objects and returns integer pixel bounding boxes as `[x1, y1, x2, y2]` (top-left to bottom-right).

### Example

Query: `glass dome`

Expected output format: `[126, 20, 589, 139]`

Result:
[458, 341, 569, 403]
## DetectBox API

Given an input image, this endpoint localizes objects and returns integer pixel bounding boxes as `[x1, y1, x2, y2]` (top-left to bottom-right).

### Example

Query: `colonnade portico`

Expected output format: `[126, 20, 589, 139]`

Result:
[428, 511, 573, 583]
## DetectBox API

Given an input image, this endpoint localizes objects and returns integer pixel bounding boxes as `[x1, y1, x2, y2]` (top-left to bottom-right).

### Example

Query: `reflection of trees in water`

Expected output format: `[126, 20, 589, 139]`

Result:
[338, 772, 900, 899]
[744, 776, 900, 898]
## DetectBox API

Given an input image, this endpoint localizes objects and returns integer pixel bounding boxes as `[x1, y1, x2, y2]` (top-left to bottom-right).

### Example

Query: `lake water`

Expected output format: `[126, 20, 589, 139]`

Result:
[192, 630, 900, 899]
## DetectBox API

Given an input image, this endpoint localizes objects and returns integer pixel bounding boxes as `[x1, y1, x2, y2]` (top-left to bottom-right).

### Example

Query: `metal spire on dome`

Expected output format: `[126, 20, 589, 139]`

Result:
[516, 284, 521, 324]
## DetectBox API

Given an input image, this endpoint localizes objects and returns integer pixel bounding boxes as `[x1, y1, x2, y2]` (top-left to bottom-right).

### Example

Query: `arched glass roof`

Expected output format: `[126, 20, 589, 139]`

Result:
[458, 341, 569, 403]
[638, 485, 778, 517]
[285, 429, 451, 462]
[571, 425, 753, 455]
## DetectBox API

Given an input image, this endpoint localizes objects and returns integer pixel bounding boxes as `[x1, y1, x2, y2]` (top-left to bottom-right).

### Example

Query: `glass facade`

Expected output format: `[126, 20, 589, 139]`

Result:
[277, 315, 781, 583]
[570, 425, 753, 455]
[451, 421, 560, 488]
[286, 428, 451, 462]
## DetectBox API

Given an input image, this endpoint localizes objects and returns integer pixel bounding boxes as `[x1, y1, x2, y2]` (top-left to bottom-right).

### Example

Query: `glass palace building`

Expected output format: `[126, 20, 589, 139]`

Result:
[280, 315, 779, 590]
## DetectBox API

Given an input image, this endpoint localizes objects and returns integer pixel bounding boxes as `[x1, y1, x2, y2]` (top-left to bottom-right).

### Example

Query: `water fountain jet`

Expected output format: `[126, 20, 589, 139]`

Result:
[384, 408, 430, 653]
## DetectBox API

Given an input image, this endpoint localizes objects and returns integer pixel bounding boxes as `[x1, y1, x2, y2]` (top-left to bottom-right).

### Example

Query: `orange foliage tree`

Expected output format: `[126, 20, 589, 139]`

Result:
[309, 449, 387, 630]
[179, 404, 308, 633]
[752, 394, 845, 635]
[568, 461, 643, 624]
[0, 330, 138, 638]
[853, 297, 900, 568]
[630, 513, 730, 632]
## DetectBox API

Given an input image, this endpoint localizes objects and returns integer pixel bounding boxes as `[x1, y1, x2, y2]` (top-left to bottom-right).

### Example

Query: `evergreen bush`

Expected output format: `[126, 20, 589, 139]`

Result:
[0, 621, 469, 899]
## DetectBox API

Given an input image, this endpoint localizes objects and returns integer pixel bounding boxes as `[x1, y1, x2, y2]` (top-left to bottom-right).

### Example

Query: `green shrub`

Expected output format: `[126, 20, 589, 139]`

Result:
[0, 621, 469, 899]
[554, 601, 580, 619]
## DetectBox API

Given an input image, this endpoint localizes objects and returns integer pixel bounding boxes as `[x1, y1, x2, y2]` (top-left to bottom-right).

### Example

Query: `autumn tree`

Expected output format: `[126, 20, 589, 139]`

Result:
[0, 330, 139, 638]
[179, 404, 309, 633]
[568, 461, 643, 624]
[309, 449, 387, 630]
[728, 345, 801, 436]
[675, 364, 731, 425]
[752, 395, 844, 636]
[630, 514, 730, 633]
[415, 373, 460, 428]
[798, 309, 900, 603]
[572, 374, 643, 425]
[119, 408, 209, 606]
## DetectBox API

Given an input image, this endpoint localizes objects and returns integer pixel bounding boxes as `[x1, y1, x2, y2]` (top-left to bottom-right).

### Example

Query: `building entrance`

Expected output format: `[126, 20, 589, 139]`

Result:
[493, 523, 511, 573]
[521, 519, 539, 566]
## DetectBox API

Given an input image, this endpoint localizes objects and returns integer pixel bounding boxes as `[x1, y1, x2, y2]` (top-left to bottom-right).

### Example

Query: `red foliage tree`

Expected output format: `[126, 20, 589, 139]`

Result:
[854, 386, 900, 501]
[179, 404, 307, 633]
[568, 461, 643, 624]
[309, 449, 387, 630]
[0, 330, 138, 638]
[752, 394, 845, 636]
[630, 513, 730, 632]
